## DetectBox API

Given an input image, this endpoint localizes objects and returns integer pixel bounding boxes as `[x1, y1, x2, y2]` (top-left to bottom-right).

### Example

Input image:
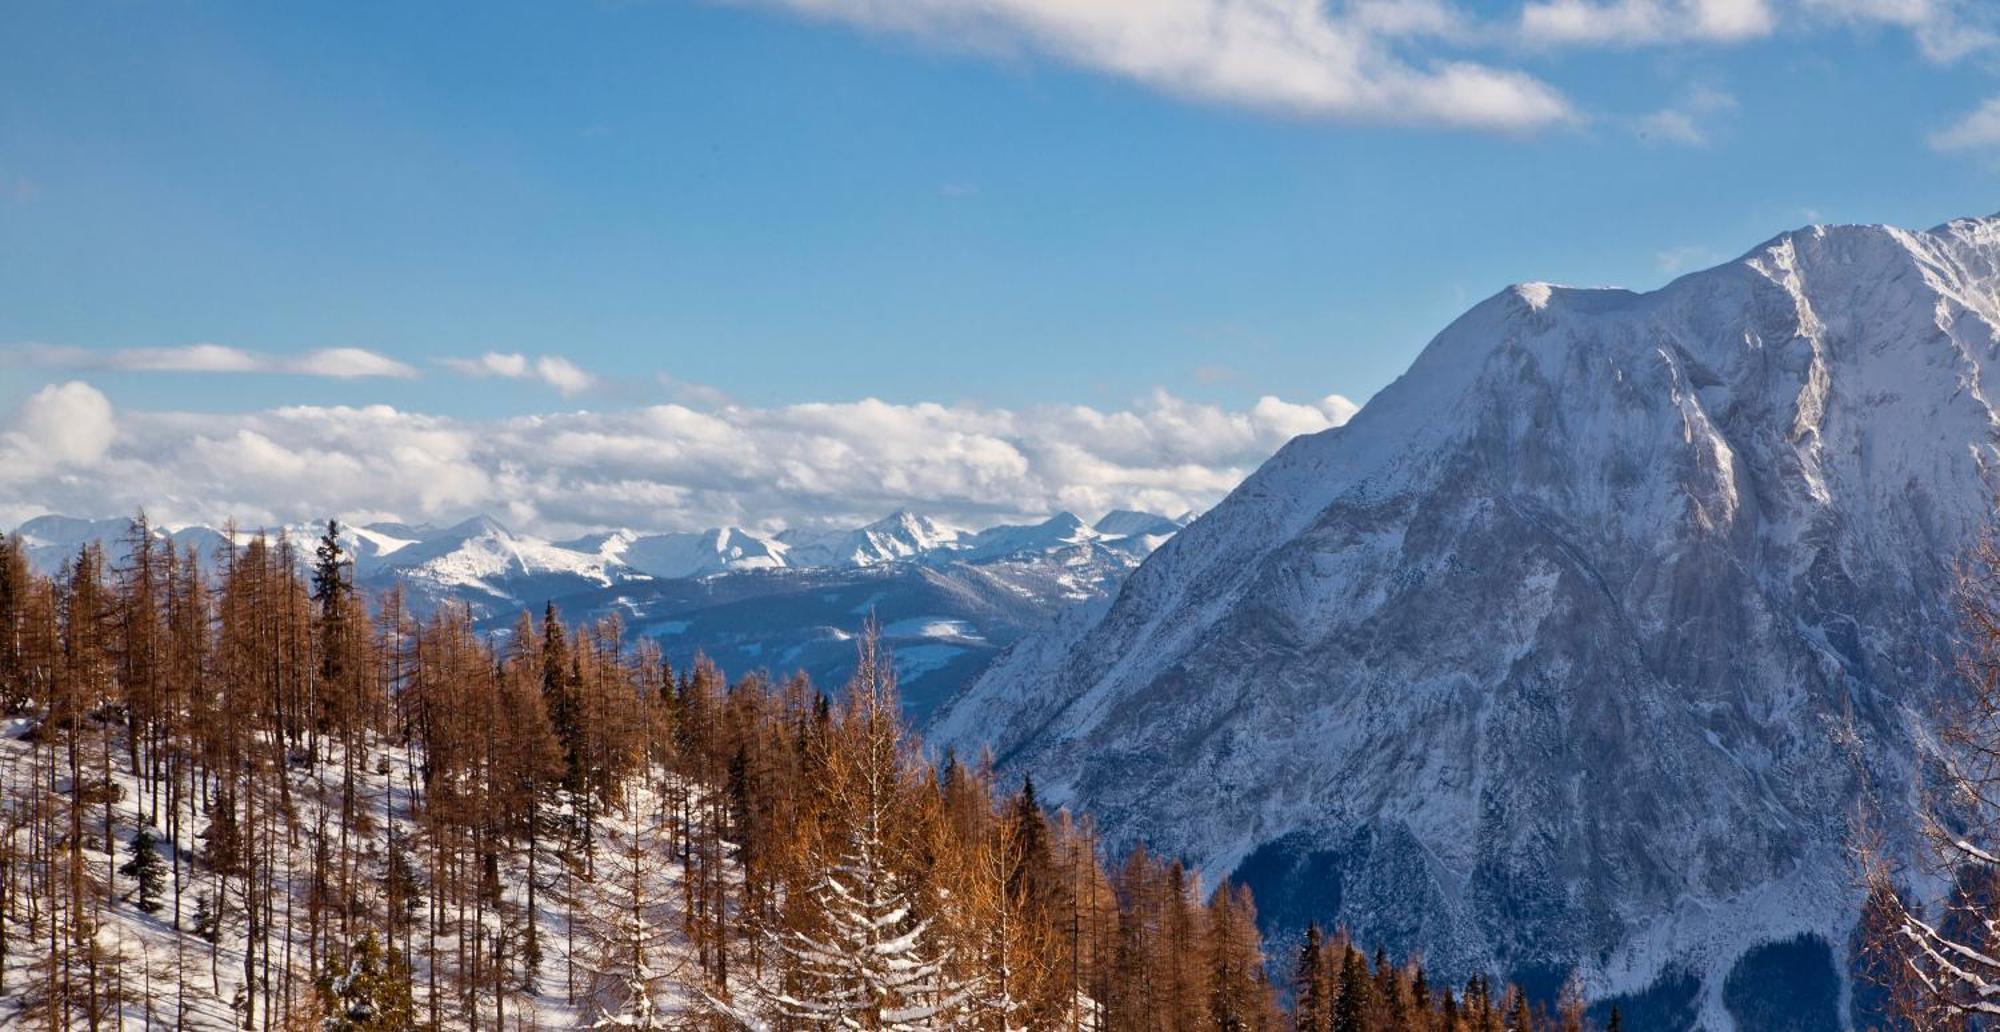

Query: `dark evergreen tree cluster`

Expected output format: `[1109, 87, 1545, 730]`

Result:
[1288, 923, 1595, 1032]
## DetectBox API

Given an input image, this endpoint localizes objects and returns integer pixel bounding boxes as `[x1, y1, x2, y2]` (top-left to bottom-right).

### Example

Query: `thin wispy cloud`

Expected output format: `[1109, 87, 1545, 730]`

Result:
[441, 352, 598, 396]
[730, 0, 1990, 135]
[290, 347, 421, 379]
[1635, 86, 1738, 146]
[1802, 0, 1998, 62]
[1931, 96, 2000, 153]
[8, 343, 419, 379]
[734, 0, 1578, 131]
[1519, 0, 1776, 46]
[1657, 244, 1724, 273]
[0, 381, 1360, 536]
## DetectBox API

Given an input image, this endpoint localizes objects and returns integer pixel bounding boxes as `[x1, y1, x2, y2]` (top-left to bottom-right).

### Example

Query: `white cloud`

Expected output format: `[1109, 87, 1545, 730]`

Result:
[442, 351, 598, 396]
[441, 352, 531, 379]
[1637, 109, 1703, 144]
[290, 347, 420, 379]
[0, 382, 1360, 536]
[1931, 96, 2000, 152]
[7, 342, 418, 379]
[1519, 0, 1775, 46]
[533, 356, 596, 396]
[1802, 0, 1997, 61]
[107, 343, 265, 373]
[1635, 85, 1738, 145]
[739, 0, 1577, 131]
[734, 0, 1989, 129]
[2, 381, 116, 471]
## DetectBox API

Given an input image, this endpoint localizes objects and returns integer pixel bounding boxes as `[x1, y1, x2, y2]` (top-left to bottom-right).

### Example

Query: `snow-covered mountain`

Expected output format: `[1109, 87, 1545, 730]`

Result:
[564, 526, 790, 580]
[12, 514, 231, 574]
[930, 215, 2000, 1027]
[522, 510, 1182, 721]
[779, 510, 964, 568]
[8, 507, 1181, 716]
[10, 507, 1171, 600]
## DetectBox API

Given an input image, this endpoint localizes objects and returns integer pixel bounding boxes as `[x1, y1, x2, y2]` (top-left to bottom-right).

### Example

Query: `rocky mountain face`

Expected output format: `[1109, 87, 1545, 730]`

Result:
[930, 216, 2000, 1027]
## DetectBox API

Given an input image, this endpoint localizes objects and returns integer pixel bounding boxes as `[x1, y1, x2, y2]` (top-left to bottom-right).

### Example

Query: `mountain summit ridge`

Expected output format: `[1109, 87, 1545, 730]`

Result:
[929, 214, 2000, 1026]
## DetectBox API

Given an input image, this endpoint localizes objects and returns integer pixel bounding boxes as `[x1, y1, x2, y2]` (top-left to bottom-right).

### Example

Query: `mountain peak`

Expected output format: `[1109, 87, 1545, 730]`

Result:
[1093, 509, 1182, 539]
[930, 212, 2000, 1011]
[442, 513, 513, 539]
[1039, 511, 1085, 532]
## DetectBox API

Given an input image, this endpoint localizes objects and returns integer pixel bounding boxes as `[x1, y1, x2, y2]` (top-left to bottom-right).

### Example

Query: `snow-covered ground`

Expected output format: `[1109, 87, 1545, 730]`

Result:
[0, 717, 719, 1030]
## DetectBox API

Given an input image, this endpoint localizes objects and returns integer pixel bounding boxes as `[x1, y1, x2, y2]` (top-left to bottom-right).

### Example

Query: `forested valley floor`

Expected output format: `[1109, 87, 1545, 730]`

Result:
[0, 519, 1596, 1030]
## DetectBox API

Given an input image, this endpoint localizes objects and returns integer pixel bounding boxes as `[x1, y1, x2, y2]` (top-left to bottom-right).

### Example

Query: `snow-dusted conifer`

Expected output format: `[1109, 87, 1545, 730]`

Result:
[731, 624, 971, 1030]
[581, 769, 685, 1028]
[314, 932, 415, 1031]
[1863, 533, 2000, 1024]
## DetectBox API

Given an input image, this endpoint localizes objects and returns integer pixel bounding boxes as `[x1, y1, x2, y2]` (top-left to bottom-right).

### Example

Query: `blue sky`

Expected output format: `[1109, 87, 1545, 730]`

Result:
[4, 0, 1999, 532]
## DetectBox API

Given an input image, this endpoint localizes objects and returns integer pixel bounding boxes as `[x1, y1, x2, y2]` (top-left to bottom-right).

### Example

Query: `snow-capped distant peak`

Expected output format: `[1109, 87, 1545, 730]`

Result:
[1092, 509, 1185, 539]
[861, 510, 961, 551]
[7, 504, 1181, 621]
[782, 510, 964, 568]
[615, 527, 788, 580]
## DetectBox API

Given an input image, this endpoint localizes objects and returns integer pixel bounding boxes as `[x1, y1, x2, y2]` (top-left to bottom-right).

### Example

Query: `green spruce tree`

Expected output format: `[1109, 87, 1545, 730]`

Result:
[191, 893, 219, 942]
[1295, 924, 1330, 1032]
[119, 828, 168, 914]
[1333, 946, 1372, 1032]
[316, 932, 417, 1031]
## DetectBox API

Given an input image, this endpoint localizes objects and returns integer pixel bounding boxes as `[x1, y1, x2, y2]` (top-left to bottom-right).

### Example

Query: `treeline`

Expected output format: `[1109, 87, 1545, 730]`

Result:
[0, 517, 1603, 1030]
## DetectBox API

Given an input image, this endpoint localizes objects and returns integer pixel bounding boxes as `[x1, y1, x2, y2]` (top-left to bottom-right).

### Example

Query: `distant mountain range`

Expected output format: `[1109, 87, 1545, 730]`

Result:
[8, 507, 1187, 720]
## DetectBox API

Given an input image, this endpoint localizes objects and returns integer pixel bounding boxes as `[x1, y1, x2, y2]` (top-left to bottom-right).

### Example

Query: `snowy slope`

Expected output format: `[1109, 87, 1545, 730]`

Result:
[0, 718, 702, 1030]
[929, 215, 2000, 1027]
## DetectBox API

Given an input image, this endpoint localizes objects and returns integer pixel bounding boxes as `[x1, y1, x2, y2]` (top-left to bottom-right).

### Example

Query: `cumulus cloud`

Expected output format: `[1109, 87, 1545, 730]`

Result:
[1519, 0, 1775, 45]
[442, 352, 598, 396]
[1931, 96, 2000, 152]
[737, 0, 1576, 131]
[0, 382, 1360, 537]
[7, 343, 418, 379]
[1, 381, 117, 475]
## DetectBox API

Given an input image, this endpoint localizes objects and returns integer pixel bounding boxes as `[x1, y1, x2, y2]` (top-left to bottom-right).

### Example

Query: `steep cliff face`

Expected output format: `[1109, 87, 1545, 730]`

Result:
[930, 216, 2000, 1023]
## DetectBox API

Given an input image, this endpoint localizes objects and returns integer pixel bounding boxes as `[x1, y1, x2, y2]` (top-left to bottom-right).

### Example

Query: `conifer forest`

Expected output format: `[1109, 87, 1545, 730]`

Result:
[0, 518, 1614, 1029]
